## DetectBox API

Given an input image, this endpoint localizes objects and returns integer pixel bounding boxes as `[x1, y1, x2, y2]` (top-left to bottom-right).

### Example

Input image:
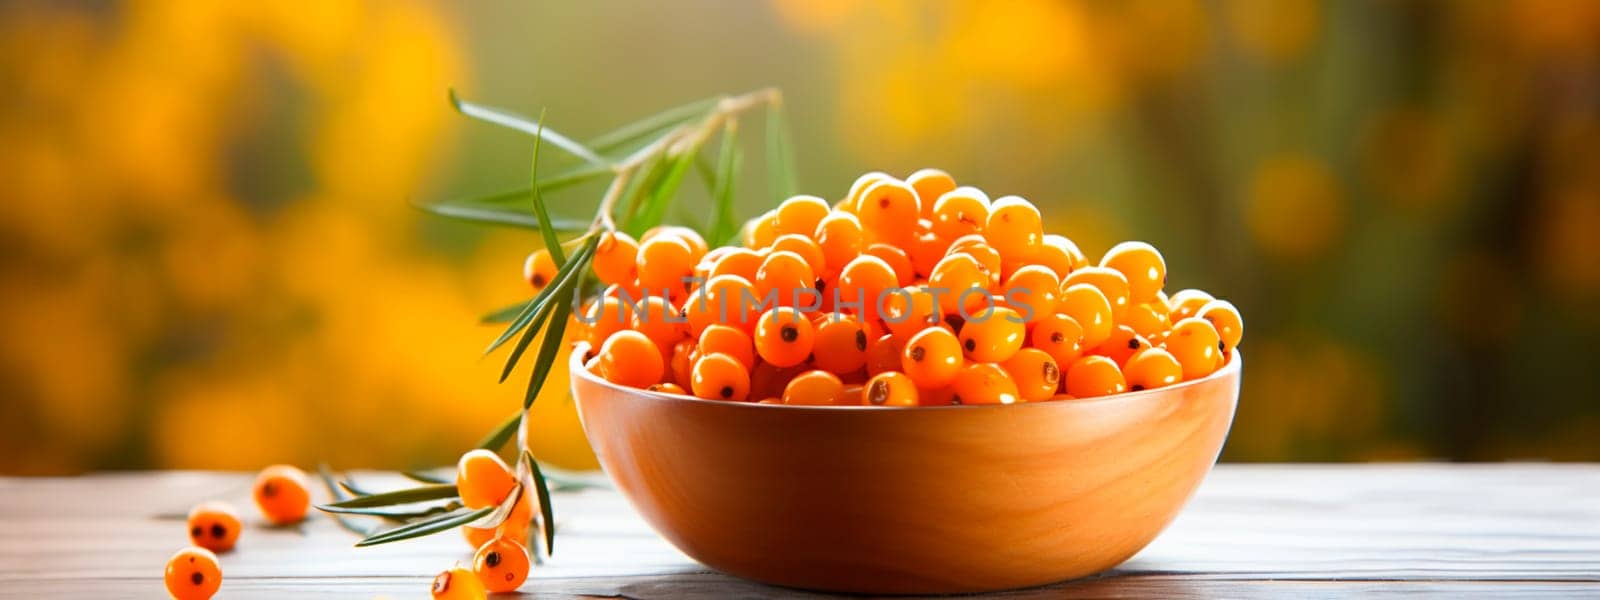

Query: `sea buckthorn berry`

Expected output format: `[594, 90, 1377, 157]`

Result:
[691, 352, 751, 401]
[844, 171, 894, 213]
[1003, 265, 1061, 323]
[958, 307, 1026, 363]
[1197, 299, 1244, 352]
[1124, 347, 1182, 391]
[743, 209, 780, 249]
[523, 248, 557, 292]
[1168, 289, 1215, 321]
[165, 547, 221, 600]
[754, 307, 815, 367]
[863, 371, 919, 406]
[755, 249, 817, 308]
[1165, 317, 1223, 381]
[691, 274, 760, 334]
[814, 210, 863, 269]
[906, 168, 958, 219]
[1031, 313, 1086, 367]
[1093, 325, 1150, 366]
[706, 247, 762, 282]
[598, 330, 665, 388]
[698, 324, 755, 371]
[637, 234, 696, 296]
[629, 295, 687, 351]
[951, 363, 1021, 405]
[669, 340, 695, 386]
[984, 195, 1043, 262]
[1100, 241, 1167, 303]
[811, 317, 868, 374]
[253, 464, 310, 525]
[906, 222, 950, 279]
[932, 186, 991, 241]
[947, 235, 1003, 285]
[881, 285, 942, 342]
[647, 382, 689, 396]
[643, 225, 708, 258]
[1064, 266, 1131, 323]
[927, 253, 989, 315]
[1032, 234, 1082, 277]
[865, 243, 916, 287]
[186, 501, 241, 553]
[857, 179, 921, 246]
[1065, 355, 1128, 398]
[1058, 283, 1115, 348]
[1122, 301, 1172, 339]
[456, 449, 516, 510]
[865, 333, 905, 376]
[771, 234, 827, 276]
[774, 194, 832, 238]
[902, 327, 964, 388]
[473, 537, 531, 593]
[592, 231, 640, 285]
[837, 255, 897, 317]
[432, 566, 487, 600]
[782, 369, 847, 405]
[1002, 348, 1061, 401]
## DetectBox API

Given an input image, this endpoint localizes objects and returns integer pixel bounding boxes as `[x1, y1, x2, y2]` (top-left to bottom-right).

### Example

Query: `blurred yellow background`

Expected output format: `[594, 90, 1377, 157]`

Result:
[2, 0, 1597, 473]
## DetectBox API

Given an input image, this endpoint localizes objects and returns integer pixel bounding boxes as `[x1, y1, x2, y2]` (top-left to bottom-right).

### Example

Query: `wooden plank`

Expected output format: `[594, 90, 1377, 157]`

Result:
[0, 465, 1596, 598]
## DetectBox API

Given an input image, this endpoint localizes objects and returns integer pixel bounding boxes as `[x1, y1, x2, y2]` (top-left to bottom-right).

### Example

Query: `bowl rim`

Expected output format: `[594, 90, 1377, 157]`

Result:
[570, 340, 1241, 411]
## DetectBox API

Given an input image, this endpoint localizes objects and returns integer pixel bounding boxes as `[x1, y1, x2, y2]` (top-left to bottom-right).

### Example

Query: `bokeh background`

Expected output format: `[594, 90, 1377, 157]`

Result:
[3, 0, 1597, 474]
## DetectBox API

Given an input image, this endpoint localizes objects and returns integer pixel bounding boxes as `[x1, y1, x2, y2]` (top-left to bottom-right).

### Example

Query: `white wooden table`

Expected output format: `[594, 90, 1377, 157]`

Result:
[2, 464, 1597, 598]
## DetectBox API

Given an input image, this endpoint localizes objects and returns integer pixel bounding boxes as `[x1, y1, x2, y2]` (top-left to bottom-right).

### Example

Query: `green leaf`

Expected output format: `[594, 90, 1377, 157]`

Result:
[766, 100, 798, 203]
[480, 301, 528, 324]
[498, 238, 596, 381]
[522, 300, 573, 410]
[523, 450, 558, 556]
[476, 411, 522, 451]
[354, 506, 494, 547]
[587, 96, 718, 152]
[449, 90, 608, 166]
[483, 237, 595, 358]
[707, 120, 742, 247]
[528, 111, 567, 266]
[617, 152, 665, 227]
[414, 199, 590, 231]
[316, 465, 377, 536]
[400, 470, 449, 485]
[320, 484, 459, 509]
[319, 502, 460, 519]
[625, 145, 699, 236]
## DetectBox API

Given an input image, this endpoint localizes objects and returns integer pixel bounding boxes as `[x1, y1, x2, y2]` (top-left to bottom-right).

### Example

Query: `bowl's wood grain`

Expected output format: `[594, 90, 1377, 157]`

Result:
[571, 349, 1240, 594]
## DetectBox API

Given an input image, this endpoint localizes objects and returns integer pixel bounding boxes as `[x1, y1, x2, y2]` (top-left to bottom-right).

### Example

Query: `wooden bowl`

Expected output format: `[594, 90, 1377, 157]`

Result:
[569, 347, 1240, 594]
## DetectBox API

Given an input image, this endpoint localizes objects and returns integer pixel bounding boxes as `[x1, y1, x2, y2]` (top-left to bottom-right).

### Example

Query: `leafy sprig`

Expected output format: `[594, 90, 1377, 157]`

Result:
[316, 88, 797, 552]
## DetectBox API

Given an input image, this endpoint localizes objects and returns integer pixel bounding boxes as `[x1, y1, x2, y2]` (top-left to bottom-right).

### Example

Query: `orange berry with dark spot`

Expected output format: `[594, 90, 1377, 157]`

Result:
[165, 547, 221, 600]
[932, 186, 990, 241]
[983, 195, 1043, 262]
[698, 324, 755, 370]
[1197, 299, 1244, 352]
[906, 168, 957, 219]
[863, 371, 919, 406]
[958, 306, 1026, 363]
[1093, 325, 1150, 367]
[902, 327, 964, 388]
[754, 307, 815, 367]
[1165, 317, 1223, 381]
[637, 234, 697, 296]
[771, 234, 827, 277]
[1002, 265, 1060, 323]
[1058, 283, 1115, 348]
[755, 249, 816, 308]
[691, 352, 751, 401]
[1124, 347, 1182, 391]
[811, 316, 868, 374]
[473, 537, 531, 593]
[1100, 241, 1167, 303]
[186, 501, 241, 553]
[1002, 348, 1061, 401]
[431, 566, 486, 600]
[253, 464, 310, 525]
[858, 179, 921, 247]
[523, 248, 557, 292]
[1031, 312, 1086, 368]
[864, 333, 905, 376]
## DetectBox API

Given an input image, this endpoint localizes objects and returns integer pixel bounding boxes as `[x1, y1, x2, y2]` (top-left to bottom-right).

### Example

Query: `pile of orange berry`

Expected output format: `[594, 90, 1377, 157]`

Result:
[550, 168, 1241, 406]
[163, 464, 312, 600]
